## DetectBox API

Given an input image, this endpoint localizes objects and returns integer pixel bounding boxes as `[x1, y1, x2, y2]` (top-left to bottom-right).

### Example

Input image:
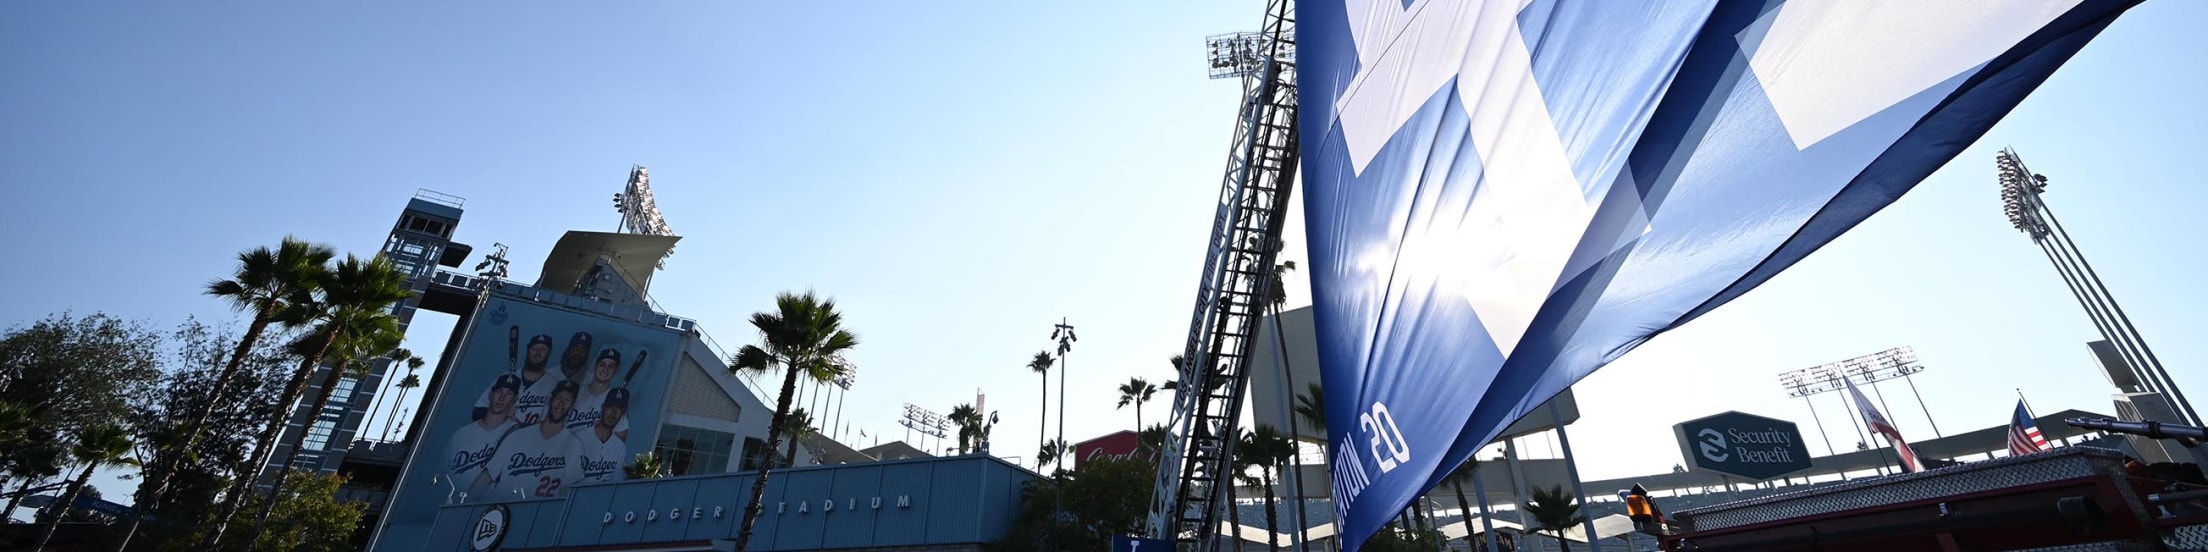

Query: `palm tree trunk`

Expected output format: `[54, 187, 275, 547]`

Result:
[734, 358, 804, 551]
[784, 432, 802, 467]
[247, 353, 352, 546]
[381, 385, 410, 441]
[36, 462, 98, 551]
[126, 310, 273, 549]
[1037, 373, 1047, 471]
[205, 326, 337, 548]
[1262, 466, 1281, 551]
[1452, 480, 1475, 552]
[2, 477, 36, 523]
[1556, 530, 1572, 552]
[1227, 477, 1242, 551]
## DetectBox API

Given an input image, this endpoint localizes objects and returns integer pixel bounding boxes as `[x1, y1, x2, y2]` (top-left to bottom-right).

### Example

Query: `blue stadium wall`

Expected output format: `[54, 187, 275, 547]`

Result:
[425, 455, 1036, 551]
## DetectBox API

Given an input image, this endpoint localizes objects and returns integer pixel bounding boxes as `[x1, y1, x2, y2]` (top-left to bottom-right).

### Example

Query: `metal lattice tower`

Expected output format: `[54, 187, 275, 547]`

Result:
[1146, 0, 1298, 547]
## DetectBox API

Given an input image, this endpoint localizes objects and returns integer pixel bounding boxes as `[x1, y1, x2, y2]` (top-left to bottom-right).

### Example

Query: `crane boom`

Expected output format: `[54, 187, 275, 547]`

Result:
[1144, 0, 1299, 547]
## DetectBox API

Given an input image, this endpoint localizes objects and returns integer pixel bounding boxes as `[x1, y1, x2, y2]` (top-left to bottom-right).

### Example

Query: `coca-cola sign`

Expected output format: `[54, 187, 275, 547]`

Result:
[1073, 430, 1152, 468]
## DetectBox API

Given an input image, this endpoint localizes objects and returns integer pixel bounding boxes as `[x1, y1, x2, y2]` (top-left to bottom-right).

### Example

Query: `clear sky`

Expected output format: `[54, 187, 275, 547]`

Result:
[4, 0, 2205, 510]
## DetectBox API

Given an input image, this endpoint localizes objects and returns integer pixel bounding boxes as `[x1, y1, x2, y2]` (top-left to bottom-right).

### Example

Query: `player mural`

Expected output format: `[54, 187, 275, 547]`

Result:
[377, 295, 683, 551]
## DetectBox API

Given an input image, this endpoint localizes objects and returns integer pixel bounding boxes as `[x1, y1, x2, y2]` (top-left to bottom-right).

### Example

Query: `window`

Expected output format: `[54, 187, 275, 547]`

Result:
[407, 217, 428, 231]
[740, 437, 772, 471]
[653, 424, 734, 476]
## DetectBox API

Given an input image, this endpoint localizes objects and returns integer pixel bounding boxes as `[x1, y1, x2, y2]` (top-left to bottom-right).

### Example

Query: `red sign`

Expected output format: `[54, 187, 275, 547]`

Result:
[1073, 430, 1153, 468]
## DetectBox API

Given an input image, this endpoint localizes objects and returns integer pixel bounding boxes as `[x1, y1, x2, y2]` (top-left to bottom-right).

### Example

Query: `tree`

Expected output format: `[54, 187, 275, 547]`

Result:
[1114, 378, 1157, 430]
[1137, 423, 1167, 457]
[727, 291, 858, 552]
[131, 238, 331, 547]
[949, 404, 985, 455]
[37, 423, 137, 551]
[382, 371, 421, 442]
[1036, 439, 1068, 474]
[0, 313, 162, 525]
[34, 484, 111, 525]
[1524, 484, 1588, 552]
[1292, 382, 1326, 433]
[361, 348, 412, 441]
[127, 319, 294, 549]
[238, 472, 367, 552]
[1359, 525, 1447, 552]
[236, 254, 411, 548]
[1025, 351, 1052, 470]
[779, 407, 815, 467]
[1243, 426, 1294, 551]
[625, 452, 668, 479]
[1445, 459, 1484, 552]
[991, 457, 1156, 552]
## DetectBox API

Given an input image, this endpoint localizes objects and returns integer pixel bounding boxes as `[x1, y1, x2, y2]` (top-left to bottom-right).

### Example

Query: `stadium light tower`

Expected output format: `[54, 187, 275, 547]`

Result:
[1996, 149, 2200, 426]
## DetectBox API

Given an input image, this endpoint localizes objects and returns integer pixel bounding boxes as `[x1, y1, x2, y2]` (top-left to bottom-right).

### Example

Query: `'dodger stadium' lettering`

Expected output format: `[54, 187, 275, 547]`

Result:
[1295, 0, 2139, 548]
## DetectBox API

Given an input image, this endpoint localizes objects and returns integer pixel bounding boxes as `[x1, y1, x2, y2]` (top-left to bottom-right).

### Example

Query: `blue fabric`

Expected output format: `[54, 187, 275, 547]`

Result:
[1295, 1, 2138, 548]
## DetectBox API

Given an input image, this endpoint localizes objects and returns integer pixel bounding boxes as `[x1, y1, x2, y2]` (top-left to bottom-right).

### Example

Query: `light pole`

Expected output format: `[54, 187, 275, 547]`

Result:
[1997, 149, 2199, 426]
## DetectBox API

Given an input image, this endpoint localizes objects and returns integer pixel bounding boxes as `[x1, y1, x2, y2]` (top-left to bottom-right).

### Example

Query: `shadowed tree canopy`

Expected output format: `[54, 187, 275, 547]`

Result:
[990, 457, 1157, 552]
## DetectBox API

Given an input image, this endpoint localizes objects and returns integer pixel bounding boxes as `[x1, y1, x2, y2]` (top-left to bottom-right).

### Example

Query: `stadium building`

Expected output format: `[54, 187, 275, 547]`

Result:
[273, 179, 1017, 551]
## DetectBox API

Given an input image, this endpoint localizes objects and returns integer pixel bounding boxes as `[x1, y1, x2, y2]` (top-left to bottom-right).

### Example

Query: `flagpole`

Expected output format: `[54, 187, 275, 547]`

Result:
[2018, 389, 2054, 449]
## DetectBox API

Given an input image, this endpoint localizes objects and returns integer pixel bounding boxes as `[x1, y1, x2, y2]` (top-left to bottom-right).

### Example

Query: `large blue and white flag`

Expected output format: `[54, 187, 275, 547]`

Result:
[1297, 0, 2138, 548]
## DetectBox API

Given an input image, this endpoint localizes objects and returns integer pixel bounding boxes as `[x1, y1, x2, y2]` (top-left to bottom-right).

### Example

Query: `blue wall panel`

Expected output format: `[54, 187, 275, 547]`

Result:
[770, 468, 834, 550]
[423, 456, 1040, 551]
[600, 482, 659, 544]
[643, 478, 702, 543]
[747, 468, 788, 546]
[523, 500, 566, 548]
[873, 461, 935, 546]
[558, 484, 617, 545]
[821, 464, 886, 549]
[925, 459, 985, 543]
[686, 475, 748, 541]
[425, 506, 480, 552]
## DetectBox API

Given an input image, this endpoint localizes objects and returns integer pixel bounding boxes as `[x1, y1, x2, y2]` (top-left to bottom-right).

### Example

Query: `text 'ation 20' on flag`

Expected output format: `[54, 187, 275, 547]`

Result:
[1296, 0, 2138, 548]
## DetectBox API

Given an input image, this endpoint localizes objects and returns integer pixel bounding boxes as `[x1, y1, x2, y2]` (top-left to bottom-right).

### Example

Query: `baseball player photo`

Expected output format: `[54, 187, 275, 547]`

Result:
[574, 387, 630, 483]
[475, 330, 563, 425]
[567, 348, 635, 440]
[556, 331, 594, 383]
[478, 379, 586, 500]
[450, 373, 521, 499]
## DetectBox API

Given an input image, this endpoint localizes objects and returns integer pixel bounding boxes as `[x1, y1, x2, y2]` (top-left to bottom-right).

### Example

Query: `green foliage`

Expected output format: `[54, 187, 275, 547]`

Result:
[728, 291, 860, 551]
[1525, 484, 1588, 552]
[1293, 382, 1326, 433]
[1115, 377, 1157, 429]
[235, 472, 367, 552]
[992, 457, 1158, 552]
[1360, 525, 1447, 552]
[0, 312, 163, 488]
[129, 321, 293, 516]
[626, 451, 668, 479]
[949, 403, 993, 455]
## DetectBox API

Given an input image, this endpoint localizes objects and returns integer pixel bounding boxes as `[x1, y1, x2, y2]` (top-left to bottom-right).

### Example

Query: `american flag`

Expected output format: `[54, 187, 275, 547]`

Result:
[2009, 400, 2051, 456]
[1845, 377, 1921, 472]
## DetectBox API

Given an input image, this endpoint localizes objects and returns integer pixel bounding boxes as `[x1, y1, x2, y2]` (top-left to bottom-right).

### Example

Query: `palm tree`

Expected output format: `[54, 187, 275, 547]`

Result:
[381, 370, 422, 441]
[362, 348, 412, 439]
[1524, 485, 1588, 552]
[779, 408, 815, 467]
[1026, 351, 1052, 470]
[36, 423, 136, 551]
[1292, 383, 1326, 434]
[1446, 459, 1486, 551]
[1115, 377, 1158, 430]
[1138, 423, 1168, 457]
[625, 452, 668, 479]
[948, 404, 983, 455]
[1229, 431, 1259, 549]
[1036, 438, 1069, 473]
[239, 254, 411, 547]
[728, 291, 858, 552]
[128, 238, 330, 545]
[1242, 426, 1295, 551]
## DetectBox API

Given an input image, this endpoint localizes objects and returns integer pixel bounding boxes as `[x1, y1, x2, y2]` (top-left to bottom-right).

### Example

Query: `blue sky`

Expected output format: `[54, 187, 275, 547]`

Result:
[4, 0, 2205, 508]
